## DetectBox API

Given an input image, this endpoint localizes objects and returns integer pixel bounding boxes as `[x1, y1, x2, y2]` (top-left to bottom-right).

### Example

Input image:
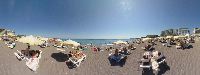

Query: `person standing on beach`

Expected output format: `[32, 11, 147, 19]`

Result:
[27, 43, 30, 50]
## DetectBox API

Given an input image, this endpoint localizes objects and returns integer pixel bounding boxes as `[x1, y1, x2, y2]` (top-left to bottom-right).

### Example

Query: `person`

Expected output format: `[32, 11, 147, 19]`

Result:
[27, 43, 30, 50]
[93, 46, 98, 52]
[121, 47, 130, 55]
[97, 47, 101, 51]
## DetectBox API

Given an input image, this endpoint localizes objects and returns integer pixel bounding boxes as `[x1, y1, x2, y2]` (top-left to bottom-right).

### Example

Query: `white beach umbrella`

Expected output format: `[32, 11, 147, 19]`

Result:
[174, 36, 187, 39]
[166, 36, 173, 39]
[113, 40, 127, 45]
[56, 39, 63, 42]
[157, 37, 165, 39]
[142, 38, 152, 42]
[61, 39, 80, 47]
[17, 35, 44, 45]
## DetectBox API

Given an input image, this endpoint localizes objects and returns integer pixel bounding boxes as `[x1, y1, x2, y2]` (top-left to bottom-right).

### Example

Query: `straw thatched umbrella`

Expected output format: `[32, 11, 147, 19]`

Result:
[61, 40, 80, 47]
[166, 36, 173, 39]
[38, 37, 49, 42]
[17, 35, 44, 45]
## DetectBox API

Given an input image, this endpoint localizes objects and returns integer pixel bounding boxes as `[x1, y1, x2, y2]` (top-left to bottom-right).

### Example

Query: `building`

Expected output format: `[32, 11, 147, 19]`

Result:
[161, 28, 190, 36]
[178, 28, 190, 36]
[0, 29, 6, 36]
[0, 28, 15, 37]
[193, 28, 200, 36]
[146, 35, 159, 38]
[160, 29, 178, 36]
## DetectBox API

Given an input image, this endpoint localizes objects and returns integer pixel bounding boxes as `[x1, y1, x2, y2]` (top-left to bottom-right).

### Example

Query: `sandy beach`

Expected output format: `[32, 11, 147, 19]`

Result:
[0, 39, 200, 75]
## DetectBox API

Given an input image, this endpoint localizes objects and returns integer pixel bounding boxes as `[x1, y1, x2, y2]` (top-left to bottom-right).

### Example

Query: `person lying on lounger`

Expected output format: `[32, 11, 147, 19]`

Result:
[68, 51, 84, 59]
[142, 44, 153, 51]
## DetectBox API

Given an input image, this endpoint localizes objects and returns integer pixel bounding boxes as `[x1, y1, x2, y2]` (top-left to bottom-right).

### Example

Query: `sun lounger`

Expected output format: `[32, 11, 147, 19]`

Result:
[68, 54, 86, 68]
[158, 59, 165, 64]
[26, 58, 39, 72]
[176, 45, 182, 49]
[139, 58, 151, 68]
[14, 52, 23, 60]
[14, 50, 42, 71]
[140, 65, 151, 68]
[14, 50, 26, 60]
[6, 42, 16, 49]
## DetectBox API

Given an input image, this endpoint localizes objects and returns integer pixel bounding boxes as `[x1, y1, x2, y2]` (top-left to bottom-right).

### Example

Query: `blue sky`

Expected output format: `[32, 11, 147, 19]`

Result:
[0, 0, 200, 39]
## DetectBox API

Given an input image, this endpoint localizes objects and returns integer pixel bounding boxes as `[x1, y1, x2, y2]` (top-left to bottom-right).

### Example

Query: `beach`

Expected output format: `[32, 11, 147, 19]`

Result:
[0, 39, 200, 75]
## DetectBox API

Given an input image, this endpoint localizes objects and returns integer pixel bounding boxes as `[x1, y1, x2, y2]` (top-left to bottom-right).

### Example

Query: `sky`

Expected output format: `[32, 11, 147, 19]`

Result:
[0, 0, 200, 39]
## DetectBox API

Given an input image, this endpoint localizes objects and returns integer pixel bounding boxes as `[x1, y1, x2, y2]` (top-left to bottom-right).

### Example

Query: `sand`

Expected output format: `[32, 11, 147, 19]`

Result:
[0, 39, 200, 75]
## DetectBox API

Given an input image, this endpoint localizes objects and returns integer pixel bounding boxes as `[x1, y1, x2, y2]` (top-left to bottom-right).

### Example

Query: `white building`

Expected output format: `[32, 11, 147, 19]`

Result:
[178, 28, 190, 36]
[193, 28, 200, 36]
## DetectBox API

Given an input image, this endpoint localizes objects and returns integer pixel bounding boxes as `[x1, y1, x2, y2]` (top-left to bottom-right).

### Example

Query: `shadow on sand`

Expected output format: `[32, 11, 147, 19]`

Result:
[51, 52, 69, 62]
[157, 62, 170, 75]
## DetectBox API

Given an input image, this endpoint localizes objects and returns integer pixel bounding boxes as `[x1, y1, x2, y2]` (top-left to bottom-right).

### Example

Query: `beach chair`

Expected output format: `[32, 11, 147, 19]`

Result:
[26, 58, 39, 72]
[14, 50, 26, 60]
[6, 42, 16, 49]
[68, 54, 86, 68]
[139, 59, 151, 69]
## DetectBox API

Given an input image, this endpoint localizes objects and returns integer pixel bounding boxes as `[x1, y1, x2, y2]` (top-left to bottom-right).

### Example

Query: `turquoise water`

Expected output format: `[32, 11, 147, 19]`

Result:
[62, 39, 130, 45]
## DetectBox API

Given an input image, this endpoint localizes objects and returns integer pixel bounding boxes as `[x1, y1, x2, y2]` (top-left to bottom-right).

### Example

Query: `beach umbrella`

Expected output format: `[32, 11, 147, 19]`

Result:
[56, 39, 62, 42]
[61, 39, 80, 47]
[157, 37, 165, 39]
[38, 37, 49, 42]
[142, 38, 152, 42]
[113, 40, 127, 45]
[166, 36, 173, 39]
[174, 36, 187, 39]
[17, 35, 44, 45]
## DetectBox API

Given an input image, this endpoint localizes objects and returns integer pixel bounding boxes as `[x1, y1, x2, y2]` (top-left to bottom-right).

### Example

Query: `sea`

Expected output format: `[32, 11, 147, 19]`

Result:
[61, 39, 133, 45]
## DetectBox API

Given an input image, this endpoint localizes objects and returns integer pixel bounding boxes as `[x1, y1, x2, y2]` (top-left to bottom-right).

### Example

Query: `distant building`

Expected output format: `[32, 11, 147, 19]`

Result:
[160, 29, 178, 36]
[0, 28, 6, 36]
[146, 35, 159, 38]
[0, 29, 15, 37]
[161, 28, 190, 36]
[178, 28, 190, 36]
[193, 28, 200, 36]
